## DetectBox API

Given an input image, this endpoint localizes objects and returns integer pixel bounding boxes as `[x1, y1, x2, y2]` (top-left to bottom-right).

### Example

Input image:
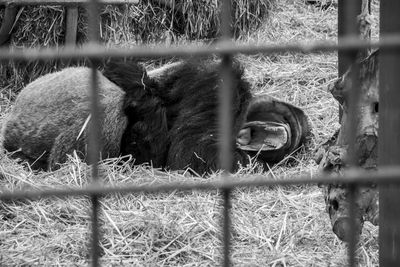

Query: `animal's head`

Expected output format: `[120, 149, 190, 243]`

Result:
[237, 94, 312, 164]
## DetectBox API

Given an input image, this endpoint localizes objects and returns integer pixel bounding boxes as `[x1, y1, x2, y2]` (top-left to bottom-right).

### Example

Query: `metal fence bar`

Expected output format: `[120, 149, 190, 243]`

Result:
[379, 0, 400, 265]
[3, 35, 400, 60]
[221, 188, 232, 267]
[87, 0, 102, 265]
[347, 183, 358, 266]
[337, 0, 361, 122]
[220, 0, 233, 265]
[346, 46, 361, 267]
[88, 66, 102, 267]
[0, 0, 139, 5]
[339, 1, 363, 265]
[2, 167, 400, 201]
[338, 0, 361, 76]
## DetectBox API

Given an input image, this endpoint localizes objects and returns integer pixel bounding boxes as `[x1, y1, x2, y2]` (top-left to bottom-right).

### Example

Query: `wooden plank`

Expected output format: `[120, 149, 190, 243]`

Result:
[65, 7, 78, 45]
[0, 6, 17, 46]
[0, 0, 139, 5]
[379, 0, 400, 265]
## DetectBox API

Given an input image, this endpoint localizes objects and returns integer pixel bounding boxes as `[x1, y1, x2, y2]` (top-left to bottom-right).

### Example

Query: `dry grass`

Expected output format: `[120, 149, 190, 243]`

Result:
[0, 0, 273, 95]
[0, 0, 381, 266]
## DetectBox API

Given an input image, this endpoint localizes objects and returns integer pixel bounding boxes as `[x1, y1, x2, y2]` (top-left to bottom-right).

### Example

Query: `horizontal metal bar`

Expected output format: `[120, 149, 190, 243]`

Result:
[1, 167, 400, 201]
[0, 0, 138, 5]
[0, 35, 399, 61]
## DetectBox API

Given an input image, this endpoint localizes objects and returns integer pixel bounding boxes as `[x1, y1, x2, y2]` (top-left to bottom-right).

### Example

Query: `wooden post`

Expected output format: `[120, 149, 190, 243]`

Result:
[379, 0, 400, 265]
[65, 7, 79, 45]
[0, 6, 18, 46]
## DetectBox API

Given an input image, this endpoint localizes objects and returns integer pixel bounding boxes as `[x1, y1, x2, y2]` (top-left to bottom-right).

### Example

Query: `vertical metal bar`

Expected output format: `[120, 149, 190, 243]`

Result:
[220, 55, 233, 267]
[90, 194, 101, 267]
[221, 186, 232, 267]
[87, 0, 102, 266]
[379, 0, 400, 265]
[338, 0, 361, 121]
[347, 182, 359, 267]
[219, 0, 233, 266]
[219, 56, 233, 172]
[346, 58, 361, 267]
[338, 1, 361, 266]
[338, 0, 361, 75]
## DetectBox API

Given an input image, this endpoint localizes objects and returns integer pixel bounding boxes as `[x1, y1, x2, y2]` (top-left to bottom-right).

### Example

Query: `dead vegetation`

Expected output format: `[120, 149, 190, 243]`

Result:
[0, 0, 274, 94]
[0, 0, 380, 266]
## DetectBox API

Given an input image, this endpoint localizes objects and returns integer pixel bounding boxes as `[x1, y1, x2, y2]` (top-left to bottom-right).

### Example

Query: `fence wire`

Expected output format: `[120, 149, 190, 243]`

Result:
[2, 35, 400, 60]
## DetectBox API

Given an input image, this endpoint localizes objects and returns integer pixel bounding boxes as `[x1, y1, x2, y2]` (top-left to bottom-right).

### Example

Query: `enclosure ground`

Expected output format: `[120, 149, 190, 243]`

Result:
[0, 0, 380, 266]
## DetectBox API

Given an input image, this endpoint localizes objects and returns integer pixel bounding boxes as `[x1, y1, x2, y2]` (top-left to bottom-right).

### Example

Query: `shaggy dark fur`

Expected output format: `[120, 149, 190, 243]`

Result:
[103, 59, 252, 174]
[102, 61, 168, 168]
[2, 59, 251, 174]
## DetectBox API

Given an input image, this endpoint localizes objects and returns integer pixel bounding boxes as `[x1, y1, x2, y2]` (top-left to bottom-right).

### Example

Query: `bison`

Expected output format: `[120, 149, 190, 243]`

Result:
[2, 59, 311, 175]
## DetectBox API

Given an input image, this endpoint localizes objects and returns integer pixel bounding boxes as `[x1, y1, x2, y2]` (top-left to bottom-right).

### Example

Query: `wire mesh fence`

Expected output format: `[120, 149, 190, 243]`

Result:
[0, 0, 400, 266]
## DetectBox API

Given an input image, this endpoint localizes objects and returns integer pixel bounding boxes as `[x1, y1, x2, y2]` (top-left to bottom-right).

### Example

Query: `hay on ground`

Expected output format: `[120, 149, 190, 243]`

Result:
[0, 0, 274, 95]
[0, 0, 381, 265]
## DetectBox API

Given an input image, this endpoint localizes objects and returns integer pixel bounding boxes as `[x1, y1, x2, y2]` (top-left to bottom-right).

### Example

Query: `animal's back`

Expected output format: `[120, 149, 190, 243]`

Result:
[2, 67, 127, 169]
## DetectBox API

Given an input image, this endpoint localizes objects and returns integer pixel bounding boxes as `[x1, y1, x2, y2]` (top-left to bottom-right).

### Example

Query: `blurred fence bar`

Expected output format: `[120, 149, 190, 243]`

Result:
[87, 0, 102, 265]
[347, 183, 359, 267]
[3, 35, 400, 61]
[338, 0, 362, 265]
[0, 0, 138, 5]
[337, 0, 360, 123]
[379, 0, 400, 265]
[338, 0, 361, 76]
[345, 32, 361, 267]
[3, 167, 400, 201]
[88, 66, 102, 267]
[219, 0, 233, 265]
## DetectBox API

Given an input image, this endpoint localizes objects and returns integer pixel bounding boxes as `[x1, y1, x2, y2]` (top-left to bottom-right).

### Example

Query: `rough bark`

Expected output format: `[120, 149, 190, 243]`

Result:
[317, 48, 379, 241]
[316, 0, 377, 242]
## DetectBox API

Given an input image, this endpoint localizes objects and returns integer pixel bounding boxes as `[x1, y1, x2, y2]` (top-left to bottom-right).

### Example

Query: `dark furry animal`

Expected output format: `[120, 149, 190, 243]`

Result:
[102, 60, 168, 168]
[103, 59, 252, 174]
[1, 59, 251, 174]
